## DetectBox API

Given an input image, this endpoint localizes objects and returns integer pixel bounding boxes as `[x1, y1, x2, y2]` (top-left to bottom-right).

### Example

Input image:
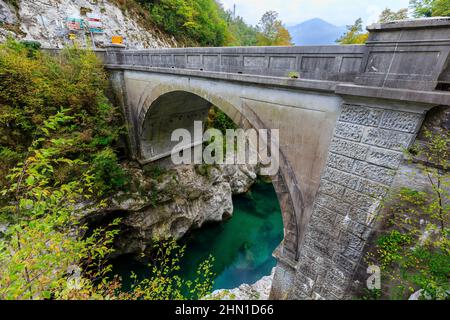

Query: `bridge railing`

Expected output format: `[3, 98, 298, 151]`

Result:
[104, 18, 450, 91]
[104, 45, 366, 82]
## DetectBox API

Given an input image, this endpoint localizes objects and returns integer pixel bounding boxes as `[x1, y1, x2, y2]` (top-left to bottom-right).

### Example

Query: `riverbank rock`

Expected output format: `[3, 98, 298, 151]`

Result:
[85, 162, 259, 257]
[208, 268, 275, 300]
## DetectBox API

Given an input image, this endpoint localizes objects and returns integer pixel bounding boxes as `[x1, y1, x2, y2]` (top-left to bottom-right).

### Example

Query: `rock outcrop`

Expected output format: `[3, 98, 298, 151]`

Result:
[208, 268, 275, 300]
[0, 0, 176, 48]
[85, 162, 259, 257]
[0, 1, 16, 25]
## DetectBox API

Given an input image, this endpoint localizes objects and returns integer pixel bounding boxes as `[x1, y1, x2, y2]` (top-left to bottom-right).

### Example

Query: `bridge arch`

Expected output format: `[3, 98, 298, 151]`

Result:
[137, 86, 303, 267]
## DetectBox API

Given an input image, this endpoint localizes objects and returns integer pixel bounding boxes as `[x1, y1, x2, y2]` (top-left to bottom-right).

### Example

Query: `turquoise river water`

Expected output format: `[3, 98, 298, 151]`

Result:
[112, 180, 283, 291]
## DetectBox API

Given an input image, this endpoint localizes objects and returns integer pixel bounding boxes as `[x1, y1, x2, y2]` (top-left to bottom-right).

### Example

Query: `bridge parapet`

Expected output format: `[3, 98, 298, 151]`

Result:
[104, 45, 366, 82]
[105, 17, 450, 92]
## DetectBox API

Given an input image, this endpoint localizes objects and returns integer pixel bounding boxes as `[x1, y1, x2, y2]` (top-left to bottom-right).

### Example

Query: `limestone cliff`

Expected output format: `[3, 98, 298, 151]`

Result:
[84, 162, 259, 257]
[0, 0, 176, 48]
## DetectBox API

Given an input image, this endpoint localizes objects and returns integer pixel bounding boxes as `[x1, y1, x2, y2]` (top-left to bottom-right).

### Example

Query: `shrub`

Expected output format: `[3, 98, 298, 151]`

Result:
[367, 130, 449, 300]
[206, 107, 237, 134]
[0, 39, 125, 195]
[92, 148, 127, 195]
[19, 40, 41, 52]
[0, 98, 215, 300]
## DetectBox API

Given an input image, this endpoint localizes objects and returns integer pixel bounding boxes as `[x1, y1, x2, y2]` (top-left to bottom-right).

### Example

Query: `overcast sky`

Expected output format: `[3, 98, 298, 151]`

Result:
[220, 0, 411, 27]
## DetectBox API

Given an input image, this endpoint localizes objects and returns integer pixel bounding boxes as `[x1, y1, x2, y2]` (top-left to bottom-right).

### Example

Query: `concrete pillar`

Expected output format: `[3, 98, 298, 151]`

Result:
[109, 70, 140, 160]
[278, 17, 450, 300]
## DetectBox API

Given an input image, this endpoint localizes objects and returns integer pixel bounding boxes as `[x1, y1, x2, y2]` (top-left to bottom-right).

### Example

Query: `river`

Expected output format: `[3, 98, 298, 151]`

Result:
[111, 180, 283, 292]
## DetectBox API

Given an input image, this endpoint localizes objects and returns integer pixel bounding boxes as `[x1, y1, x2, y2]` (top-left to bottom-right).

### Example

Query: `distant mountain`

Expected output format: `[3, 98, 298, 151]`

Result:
[287, 18, 347, 46]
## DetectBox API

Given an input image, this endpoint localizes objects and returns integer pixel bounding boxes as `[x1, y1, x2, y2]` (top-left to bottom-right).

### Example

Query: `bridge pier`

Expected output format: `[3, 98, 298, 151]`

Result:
[284, 98, 431, 299]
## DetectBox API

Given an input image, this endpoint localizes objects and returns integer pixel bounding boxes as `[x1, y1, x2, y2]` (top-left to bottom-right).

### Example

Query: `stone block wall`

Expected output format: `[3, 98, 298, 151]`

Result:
[290, 101, 428, 300]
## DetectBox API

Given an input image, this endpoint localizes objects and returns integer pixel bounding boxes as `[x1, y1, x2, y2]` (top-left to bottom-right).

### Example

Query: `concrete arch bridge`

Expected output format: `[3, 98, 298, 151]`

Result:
[103, 19, 450, 299]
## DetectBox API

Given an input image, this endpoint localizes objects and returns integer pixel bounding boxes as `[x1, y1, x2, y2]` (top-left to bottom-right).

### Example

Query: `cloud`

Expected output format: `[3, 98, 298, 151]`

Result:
[220, 0, 410, 26]
[366, 4, 383, 24]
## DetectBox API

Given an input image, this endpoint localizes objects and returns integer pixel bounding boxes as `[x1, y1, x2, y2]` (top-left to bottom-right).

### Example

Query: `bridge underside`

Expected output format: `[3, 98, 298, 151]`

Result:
[140, 91, 211, 161]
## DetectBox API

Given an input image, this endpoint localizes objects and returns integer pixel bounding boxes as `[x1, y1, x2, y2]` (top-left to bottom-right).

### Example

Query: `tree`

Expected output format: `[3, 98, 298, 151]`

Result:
[256, 11, 292, 46]
[410, 0, 450, 17]
[133, 0, 264, 47]
[257, 11, 279, 41]
[337, 8, 408, 44]
[219, 9, 259, 46]
[0, 39, 126, 197]
[379, 8, 409, 23]
[140, 0, 228, 46]
[337, 18, 369, 44]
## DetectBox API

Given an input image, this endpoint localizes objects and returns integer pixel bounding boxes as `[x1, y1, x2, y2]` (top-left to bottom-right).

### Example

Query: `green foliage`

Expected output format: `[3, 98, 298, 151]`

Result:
[376, 231, 413, 268]
[134, 1, 290, 47]
[378, 8, 409, 22]
[150, 185, 159, 208]
[337, 8, 408, 45]
[337, 18, 369, 44]
[221, 8, 291, 47]
[92, 148, 128, 196]
[220, 11, 259, 46]
[360, 288, 382, 300]
[0, 39, 125, 196]
[287, 71, 300, 79]
[0, 112, 110, 299]
[123, 240, 215, 300]
[143, 164, 167, 181]
[368, 130, 449, 300]
[138, 0, 227, 46]
[255, 11, 292, 46]
[204, 107, 238, 157]
[0, 103, 215, 300]
[19, 40, 41, 52]
[206, 107, 237, 134]
[410, 0, 450, 17]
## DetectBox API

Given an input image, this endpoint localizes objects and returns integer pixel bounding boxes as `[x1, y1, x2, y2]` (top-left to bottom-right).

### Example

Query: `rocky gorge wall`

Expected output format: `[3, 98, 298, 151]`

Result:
[209, 268, 275, 300]
[0, 0, 176, 48]
[83, 162, 260, 258]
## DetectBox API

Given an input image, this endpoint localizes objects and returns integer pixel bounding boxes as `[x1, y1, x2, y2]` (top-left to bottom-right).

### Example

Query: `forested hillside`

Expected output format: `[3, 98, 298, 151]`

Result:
[134, 0, 291, 46]
[0, 0, 291, 48]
